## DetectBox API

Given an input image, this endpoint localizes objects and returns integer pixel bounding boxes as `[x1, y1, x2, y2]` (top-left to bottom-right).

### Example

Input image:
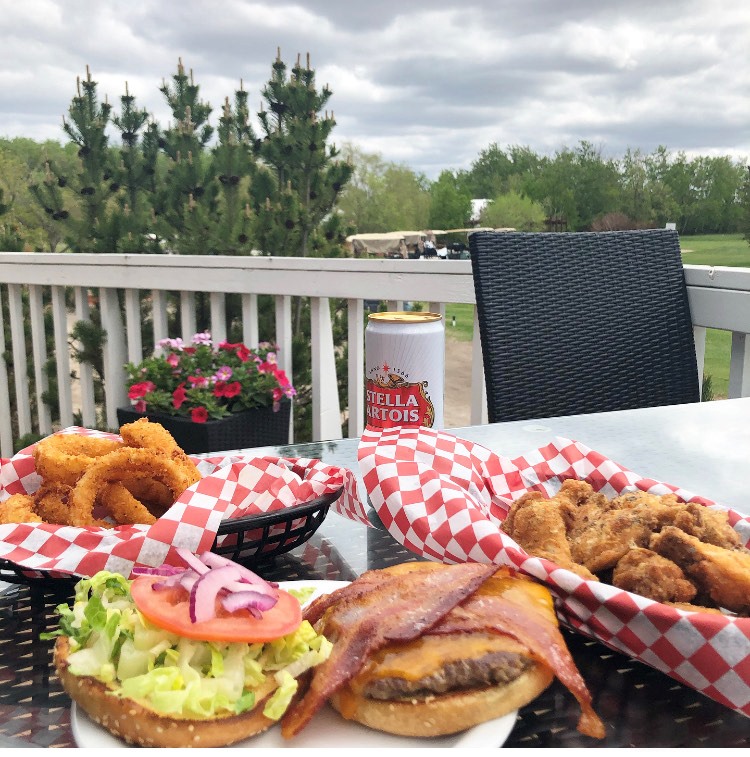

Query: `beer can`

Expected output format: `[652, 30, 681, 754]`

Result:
[365, 311, 444, 430]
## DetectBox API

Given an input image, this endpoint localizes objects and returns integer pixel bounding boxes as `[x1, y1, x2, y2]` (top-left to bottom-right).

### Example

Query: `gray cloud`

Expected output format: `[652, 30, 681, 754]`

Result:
[0, 0, 747, 177]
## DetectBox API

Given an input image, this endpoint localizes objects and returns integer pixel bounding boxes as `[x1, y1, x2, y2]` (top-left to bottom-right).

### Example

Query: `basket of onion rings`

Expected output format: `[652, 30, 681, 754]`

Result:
[0, 420, 363, 585]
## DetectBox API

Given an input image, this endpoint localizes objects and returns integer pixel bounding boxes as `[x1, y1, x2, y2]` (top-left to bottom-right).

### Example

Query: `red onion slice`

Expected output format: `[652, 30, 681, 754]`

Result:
[221, 590, 279, 616]
[223, 579, 278, 599]
[133, 550, 283, 624]
[189, 565, 244, 623]
[199, 551, 277, 589]
[176, 547, 210, 574]
[132, 565, 183, 576]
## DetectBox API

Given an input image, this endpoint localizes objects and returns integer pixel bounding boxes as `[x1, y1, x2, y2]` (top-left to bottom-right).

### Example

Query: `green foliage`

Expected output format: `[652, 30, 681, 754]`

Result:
[479, 191, 546, 231]
[0, 186, 23, 250]
[253, 52, 353, 258]
[428, 171, 471, 230]
[337, 144, 430, 234]
[454, 141, 747, 234]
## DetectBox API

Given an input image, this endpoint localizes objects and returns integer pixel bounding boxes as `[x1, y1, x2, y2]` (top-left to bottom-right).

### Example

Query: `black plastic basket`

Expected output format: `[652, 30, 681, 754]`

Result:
[0, 487, 341, 586]
[210, 487, 342, 565]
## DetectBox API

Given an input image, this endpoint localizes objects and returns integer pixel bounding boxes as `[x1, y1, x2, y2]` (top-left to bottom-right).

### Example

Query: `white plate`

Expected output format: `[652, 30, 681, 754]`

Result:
[70, 579, 518, 748]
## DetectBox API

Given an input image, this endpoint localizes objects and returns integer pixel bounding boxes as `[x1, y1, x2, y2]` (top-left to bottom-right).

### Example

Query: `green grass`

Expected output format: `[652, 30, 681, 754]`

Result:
[680, 233, 750, 267]
[445, 233, 750, 399]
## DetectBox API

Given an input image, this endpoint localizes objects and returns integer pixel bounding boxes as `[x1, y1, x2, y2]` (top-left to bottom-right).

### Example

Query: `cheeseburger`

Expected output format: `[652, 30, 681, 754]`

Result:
[282, 561, 605, 740]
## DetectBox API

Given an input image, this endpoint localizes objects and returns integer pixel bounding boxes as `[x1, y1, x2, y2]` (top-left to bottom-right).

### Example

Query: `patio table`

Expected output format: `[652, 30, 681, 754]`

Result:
[2, 397, 750, 747]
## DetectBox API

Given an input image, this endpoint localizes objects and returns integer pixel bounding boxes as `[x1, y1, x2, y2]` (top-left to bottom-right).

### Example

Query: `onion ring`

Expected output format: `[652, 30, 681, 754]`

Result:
[121, 478, 175, 517]
[33, 435, 123, 486]
[0, 493, 41, 524]
[99, 483, 158, 526]
[68, 447, 190, 528]
[119, 419, 201, 490]
[33, 481, 104, 526]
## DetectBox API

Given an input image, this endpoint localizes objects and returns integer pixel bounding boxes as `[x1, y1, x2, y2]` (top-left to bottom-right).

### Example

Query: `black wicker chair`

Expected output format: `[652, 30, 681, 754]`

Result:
[469, 229, 700, 423]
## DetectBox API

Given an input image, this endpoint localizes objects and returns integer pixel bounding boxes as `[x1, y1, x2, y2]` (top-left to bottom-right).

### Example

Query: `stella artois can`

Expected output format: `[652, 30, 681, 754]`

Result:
[365, 311, 444, 430]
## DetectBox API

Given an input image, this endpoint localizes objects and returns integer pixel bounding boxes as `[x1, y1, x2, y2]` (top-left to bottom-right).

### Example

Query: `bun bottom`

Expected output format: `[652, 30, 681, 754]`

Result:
[54, 636, 276, 747]
[329, 664, 554, 738]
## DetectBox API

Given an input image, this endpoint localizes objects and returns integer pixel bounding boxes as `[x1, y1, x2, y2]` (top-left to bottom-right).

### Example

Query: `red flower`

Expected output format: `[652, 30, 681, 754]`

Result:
[128, 381, 155, 399]
[223, 381, 242, 398]
[191, 406, 209, 423]
[172, 383, 187, 409]
[134, 399, 147, 413]
[274, 368, 291, 388]
[212, 381, 227, 397]
[235, 345, 252, 363]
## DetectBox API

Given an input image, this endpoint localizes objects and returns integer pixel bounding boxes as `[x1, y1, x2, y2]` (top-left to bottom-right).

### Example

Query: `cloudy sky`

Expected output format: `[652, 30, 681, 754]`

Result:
[2, 0, 749, 178]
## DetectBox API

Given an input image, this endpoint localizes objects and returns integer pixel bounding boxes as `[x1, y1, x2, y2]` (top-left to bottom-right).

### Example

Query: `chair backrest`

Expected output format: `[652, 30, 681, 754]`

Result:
[469, 229, 700, 423]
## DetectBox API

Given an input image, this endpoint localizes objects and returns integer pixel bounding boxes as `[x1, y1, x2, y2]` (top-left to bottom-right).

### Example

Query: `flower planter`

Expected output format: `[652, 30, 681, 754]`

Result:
[116, 399, 291, 455]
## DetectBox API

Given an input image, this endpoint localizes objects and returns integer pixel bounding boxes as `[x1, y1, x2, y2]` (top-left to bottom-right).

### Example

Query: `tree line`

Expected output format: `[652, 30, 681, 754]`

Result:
[1, 68, 748, 251]
[336, 142, 749, 238]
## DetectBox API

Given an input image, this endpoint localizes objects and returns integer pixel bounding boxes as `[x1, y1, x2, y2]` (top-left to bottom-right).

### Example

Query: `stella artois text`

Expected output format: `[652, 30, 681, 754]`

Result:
[365, 311, 444, 429]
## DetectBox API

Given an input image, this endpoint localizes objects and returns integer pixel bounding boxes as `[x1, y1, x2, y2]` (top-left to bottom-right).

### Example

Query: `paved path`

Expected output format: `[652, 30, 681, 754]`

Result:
[443, 334, 473, 429]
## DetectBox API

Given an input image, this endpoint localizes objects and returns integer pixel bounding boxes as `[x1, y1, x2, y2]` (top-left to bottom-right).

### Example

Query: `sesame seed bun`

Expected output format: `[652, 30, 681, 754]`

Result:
[328, 662, 553, 737]
[54, 636, 279, 748]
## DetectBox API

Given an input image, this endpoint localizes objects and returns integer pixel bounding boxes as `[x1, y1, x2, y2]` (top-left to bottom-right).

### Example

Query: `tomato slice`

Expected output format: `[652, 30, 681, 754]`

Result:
[130, 575, 302, 642]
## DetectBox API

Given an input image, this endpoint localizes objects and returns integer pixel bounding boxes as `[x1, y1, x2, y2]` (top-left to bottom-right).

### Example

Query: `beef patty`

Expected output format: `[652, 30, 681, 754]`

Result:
[363, 650, 532, 700]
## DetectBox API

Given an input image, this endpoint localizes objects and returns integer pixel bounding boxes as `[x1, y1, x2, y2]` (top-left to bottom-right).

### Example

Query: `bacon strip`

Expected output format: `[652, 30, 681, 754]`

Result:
[434, 587, 606, 739]
[281, 562, 497, 738]
[303, 569, 385, 626]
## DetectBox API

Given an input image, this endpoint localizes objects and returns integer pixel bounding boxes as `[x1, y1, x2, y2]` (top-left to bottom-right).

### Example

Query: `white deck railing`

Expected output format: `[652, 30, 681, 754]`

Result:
[0, 253, 748, 457]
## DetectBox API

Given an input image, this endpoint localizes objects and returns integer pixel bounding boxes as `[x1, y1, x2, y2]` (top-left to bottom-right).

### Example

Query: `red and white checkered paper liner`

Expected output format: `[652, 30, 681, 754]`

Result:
[0, 427, 368, 581]
[357, 425, 750, 718]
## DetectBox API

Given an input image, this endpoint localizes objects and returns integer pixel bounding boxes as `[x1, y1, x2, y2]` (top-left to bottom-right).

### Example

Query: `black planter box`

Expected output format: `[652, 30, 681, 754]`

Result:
[116, 400, 291, 455]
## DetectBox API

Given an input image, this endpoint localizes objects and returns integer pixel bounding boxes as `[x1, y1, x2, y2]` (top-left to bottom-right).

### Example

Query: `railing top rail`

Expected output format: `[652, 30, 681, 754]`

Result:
[1, 254, 749, 299]
[0, 253, 476, 302]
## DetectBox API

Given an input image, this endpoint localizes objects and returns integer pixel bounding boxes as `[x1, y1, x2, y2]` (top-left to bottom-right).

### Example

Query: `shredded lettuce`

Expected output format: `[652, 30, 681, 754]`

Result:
[44, 571, 332, 721]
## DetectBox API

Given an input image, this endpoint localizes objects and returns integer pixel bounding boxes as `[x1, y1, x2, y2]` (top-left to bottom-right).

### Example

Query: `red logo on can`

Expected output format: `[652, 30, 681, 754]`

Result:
[365, 373, 435, 429]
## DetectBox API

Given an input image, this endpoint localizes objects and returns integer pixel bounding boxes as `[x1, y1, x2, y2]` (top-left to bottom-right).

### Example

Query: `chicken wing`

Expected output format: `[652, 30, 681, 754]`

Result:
[660, 502, 743, 550]
[611, 547, 697, 604]
[650, 526, 750, 615]
[568, 501, 677, 574]
[503, 491, 599, 581]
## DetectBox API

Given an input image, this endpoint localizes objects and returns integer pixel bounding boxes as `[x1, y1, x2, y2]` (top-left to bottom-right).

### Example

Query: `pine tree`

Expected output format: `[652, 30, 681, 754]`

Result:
[110, 82, 157, 253]
[158, 59, 217, 255]
[253, 50, 353, 258]
[211, 86, 256, 255]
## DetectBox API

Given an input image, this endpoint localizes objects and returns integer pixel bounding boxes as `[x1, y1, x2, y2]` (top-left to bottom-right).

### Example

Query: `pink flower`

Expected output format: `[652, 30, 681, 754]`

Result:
[166, 353, 180, 368]
[188, 374, 209, 388]
[214, 365, 233, 381]
[192, 331, 212, 345]
[134, 399, 147, 413]
[158, 337, 184, 351]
